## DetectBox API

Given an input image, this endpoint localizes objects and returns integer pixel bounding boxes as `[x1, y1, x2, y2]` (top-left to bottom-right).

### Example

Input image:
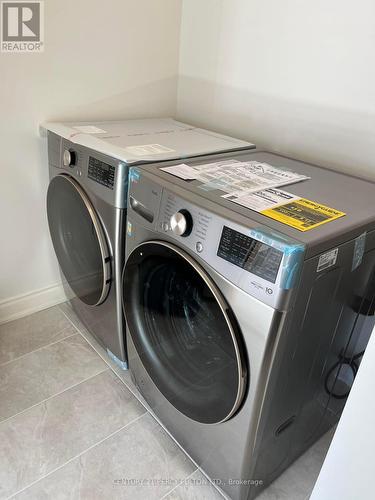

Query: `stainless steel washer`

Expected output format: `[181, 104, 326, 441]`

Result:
[122, 150, 375, 499]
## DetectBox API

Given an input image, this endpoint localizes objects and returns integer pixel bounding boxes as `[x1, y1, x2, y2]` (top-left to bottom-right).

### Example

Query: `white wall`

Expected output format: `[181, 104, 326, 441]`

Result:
[311, 325, 375, 499]
[0, 0, 182, 321]
[177, 0, 375, 181]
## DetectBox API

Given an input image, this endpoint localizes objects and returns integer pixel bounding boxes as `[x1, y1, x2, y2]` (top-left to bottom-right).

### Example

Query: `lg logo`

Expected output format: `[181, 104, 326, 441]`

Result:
[251, 281, 274, 296]
[1, 1, 44, 52]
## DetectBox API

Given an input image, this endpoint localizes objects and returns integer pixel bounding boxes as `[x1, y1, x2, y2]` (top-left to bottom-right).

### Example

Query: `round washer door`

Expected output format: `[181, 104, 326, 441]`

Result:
[123, 241, 247, 424]
[47, 174, 111, 306]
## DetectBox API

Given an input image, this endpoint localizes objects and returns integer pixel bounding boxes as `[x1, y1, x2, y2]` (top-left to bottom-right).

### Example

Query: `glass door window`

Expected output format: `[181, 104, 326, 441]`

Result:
[123, 241, 247, 424]
[47, 175, 110, 306]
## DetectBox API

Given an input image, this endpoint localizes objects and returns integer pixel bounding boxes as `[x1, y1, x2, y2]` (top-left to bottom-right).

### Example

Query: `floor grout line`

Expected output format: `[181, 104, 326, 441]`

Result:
[159, 468, 198, 499]
[0, 367, 109, 427]
[0, 304, 80, 341]
[6, 412, 147, 500]
[58, 303, 84, 330]
[59, 304, 153, 414]
[196, 466, 229, 499]
[0, 329, 79, 369]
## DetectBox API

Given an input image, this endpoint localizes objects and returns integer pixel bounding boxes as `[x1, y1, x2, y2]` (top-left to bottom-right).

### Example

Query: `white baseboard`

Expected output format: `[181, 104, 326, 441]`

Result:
[0, 283, 68, 325]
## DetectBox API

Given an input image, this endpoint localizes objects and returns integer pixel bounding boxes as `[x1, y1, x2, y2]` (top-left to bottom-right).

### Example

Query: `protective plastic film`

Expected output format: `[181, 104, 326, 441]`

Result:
[248, 228, 305, 289]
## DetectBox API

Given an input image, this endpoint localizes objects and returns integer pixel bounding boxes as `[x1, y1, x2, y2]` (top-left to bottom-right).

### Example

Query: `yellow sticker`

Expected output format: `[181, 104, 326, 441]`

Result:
[261, 198, 346, 232]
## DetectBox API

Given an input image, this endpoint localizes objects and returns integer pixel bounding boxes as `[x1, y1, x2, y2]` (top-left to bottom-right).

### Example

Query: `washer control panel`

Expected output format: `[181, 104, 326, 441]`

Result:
[217, 226, 283, 284]
[157, 190, 304, 309]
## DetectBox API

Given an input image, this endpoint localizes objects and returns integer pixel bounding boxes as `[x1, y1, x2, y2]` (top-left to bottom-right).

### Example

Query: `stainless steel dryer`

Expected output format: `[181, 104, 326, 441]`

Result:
[45, 119, 253, 367]
[122, 150, 375, 499]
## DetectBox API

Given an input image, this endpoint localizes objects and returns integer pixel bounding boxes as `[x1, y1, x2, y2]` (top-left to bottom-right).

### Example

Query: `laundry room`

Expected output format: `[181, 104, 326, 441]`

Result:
[0, 1, 374, 499]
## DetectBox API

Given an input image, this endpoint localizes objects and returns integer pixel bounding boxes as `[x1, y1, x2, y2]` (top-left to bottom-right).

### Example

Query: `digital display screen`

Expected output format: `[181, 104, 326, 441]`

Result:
[217, 226, 283, 283]
[88, 157, 115, 189]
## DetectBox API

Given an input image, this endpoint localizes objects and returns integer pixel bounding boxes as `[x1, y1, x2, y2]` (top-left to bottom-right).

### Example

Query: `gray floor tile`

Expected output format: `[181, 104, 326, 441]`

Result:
[0, 334, 107, 422]
[164, 470, 225, 500]
[0, 306, 76, 365]
[59, 302, 150, 409]
[13, 413, 195, 500]
[0, 369, 146, 499]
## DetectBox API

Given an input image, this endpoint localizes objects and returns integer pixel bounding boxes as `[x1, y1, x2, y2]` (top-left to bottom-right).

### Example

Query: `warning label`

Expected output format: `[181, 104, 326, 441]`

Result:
[261, 198, 346, 232]
[317, 248, 339, 272]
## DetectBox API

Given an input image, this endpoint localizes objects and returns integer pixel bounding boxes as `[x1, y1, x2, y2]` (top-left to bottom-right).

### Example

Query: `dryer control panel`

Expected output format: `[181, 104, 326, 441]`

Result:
[156, 190, 305, 310]
[47, 132, 129, 209]
[88, 156, 116, 189]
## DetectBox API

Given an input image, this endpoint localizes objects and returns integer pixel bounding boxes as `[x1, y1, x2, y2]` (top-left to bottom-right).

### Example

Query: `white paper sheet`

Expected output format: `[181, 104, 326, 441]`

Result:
[160, 160, 240, 180]
[161, 160, 310, 195]
[73, 125, 107, 134]
[192, 159, 241, 172]
[226, 188, 301, 212]
[125, 144, 176, 156]
[160, 163, 198, 180]
[219, 161, 309, 197]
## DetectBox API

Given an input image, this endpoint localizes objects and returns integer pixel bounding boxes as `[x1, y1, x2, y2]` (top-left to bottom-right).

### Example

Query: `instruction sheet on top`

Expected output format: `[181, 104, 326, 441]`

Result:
[226, 188, 301, 211]
[161, 159, 346, 231]
[161, 160, 310, 196]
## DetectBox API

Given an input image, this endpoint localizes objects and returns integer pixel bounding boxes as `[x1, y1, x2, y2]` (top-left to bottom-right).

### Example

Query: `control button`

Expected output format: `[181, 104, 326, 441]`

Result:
[170, 209, 193, 237]
[77, 169, 82, 177]
[162, 222, 169, 232]
[63, 149, 71, 166]
[196, 242, 204, 253]
[63, 149, 77, 167]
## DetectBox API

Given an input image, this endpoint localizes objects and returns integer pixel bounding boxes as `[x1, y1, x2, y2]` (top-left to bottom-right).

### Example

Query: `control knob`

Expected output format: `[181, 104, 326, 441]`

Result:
[63, 149, 77, 167]
[170, 209, 193, 237]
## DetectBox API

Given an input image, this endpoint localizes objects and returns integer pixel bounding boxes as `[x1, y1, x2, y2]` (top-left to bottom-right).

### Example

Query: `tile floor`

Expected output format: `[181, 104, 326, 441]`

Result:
[0, 304, 334, 500]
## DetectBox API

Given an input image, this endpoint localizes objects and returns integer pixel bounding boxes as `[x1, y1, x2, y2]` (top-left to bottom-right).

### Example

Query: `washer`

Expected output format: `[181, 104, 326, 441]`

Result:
[122, 149, 375, 499]
[45, 118, 254, 367]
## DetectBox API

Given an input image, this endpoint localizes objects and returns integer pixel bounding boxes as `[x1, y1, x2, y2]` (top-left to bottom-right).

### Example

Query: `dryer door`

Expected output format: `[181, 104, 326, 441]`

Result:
[47, 174, 111, 306]
[123, 241, 247, 424]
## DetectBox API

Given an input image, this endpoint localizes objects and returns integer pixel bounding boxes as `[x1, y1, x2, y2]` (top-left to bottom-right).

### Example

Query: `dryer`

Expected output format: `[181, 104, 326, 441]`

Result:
[122, 150, 375, 499]
[45, 118, 254, 367]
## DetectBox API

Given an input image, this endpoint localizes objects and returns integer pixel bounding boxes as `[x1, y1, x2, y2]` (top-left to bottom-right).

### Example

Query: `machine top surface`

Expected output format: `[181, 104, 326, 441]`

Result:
[133, 149, 375, 258]
[42, 118, 254, 165]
